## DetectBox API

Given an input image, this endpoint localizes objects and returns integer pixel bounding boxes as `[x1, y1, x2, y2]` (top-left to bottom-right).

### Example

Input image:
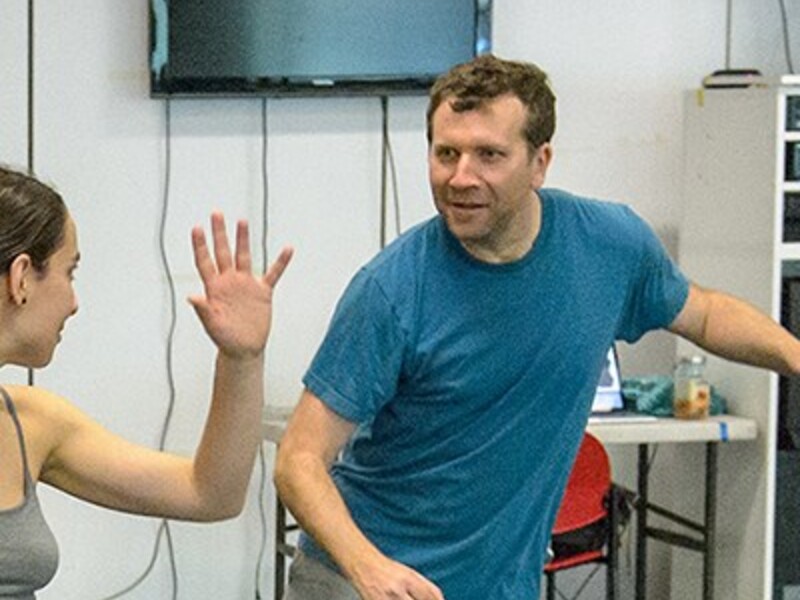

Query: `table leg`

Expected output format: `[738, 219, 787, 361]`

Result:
[276, 495, 287, 600]
[608, 485, 620, 600]
[636, 443, 649, 600]
[704, 442, 718, 600]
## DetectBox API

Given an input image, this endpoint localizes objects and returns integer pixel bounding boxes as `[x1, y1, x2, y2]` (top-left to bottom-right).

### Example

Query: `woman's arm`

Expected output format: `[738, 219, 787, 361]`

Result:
[39, 213, 292, 521]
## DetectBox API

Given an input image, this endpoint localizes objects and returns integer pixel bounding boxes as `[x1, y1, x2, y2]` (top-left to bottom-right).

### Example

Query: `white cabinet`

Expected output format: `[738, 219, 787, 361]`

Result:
[678, 79, 800, 600]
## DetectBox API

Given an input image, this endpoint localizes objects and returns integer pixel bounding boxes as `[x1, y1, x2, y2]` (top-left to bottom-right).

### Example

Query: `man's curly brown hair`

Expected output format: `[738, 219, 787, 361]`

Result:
[426, 54, 556, 155]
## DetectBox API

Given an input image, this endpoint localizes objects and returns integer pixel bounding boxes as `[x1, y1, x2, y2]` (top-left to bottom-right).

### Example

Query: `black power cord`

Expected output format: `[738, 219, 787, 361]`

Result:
[254, 96, 271, 600]
[27, 0, 35, 388]
[777, 0, 796, 74]
[99, 97, 179, 600]
[379, 96, 402, 249]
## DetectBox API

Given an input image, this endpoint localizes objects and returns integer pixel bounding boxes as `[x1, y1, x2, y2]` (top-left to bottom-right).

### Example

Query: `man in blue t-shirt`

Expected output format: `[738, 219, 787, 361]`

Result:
[275, 55, 800, 600]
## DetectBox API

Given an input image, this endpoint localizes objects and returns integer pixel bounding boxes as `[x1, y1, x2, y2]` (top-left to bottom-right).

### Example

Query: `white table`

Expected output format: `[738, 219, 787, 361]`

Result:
[262, 408, 757, 600]
[587, 415, 757, 600]
[588, 414, 756, 445]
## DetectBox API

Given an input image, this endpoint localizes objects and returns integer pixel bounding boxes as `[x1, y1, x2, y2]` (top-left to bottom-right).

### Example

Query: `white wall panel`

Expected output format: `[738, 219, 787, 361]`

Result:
[0, 1, 793, 598]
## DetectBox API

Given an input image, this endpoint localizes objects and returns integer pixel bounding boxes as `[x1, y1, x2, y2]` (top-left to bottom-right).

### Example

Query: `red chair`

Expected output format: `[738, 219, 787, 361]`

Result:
[544, 432, 625, 600]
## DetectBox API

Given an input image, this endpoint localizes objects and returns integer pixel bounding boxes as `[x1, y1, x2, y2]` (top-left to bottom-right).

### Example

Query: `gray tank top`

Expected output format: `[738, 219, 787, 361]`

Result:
[0, 386, 59, 599]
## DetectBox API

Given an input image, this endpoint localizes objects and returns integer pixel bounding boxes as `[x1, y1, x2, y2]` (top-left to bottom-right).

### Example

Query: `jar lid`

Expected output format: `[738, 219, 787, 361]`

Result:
[677, 355, 706, 366]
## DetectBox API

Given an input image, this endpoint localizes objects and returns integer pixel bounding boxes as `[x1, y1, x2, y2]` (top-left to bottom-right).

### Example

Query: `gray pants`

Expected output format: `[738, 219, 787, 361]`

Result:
[283, 551, 360, 600]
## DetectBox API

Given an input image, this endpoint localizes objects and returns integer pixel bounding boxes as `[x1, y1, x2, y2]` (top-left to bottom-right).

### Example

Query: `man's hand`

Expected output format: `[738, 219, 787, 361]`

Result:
[349, 553, 445, 600]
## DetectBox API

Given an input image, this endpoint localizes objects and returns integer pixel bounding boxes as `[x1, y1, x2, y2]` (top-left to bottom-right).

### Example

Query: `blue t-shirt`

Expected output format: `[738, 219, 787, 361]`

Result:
[300, 188, 689, 599]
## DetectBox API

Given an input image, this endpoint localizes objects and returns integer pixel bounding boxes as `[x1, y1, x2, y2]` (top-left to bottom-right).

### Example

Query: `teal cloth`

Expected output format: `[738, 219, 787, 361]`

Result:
[622, 376, 727, 416]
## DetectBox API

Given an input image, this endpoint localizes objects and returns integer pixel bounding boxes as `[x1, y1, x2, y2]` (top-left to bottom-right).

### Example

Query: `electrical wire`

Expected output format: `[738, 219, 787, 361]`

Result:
[99, 521, 177, 599]
[98, 97, 179, 600]
[97, 79, 402, 600]
[261, 97, 271, 269]
[254, 96, 271, 600]
[255, 447, 269, 600]
[27, 0, 34, 173]
[724, 0, 732, 70]
[29, 1, 178, 594]
[156, 100, 179, 456]
[27, 0, 35, 387]
[777, 0, 796, 74]
[380, 97, 389, 249]
[646, 444, 659, 476]
[551, 563, 603, 600]
[386, 126, 402, 239]
[155, 95, 180, 600]
[252, 95, 404, 596]
[379, 96, 402, 249]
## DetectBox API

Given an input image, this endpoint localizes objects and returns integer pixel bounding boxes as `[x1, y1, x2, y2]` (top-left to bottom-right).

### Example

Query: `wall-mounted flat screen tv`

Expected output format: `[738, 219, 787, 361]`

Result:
[150, 0, 493, 97]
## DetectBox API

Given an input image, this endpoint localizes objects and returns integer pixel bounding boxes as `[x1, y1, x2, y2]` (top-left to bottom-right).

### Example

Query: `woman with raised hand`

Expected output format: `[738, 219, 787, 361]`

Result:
[0, 165, 292, 597]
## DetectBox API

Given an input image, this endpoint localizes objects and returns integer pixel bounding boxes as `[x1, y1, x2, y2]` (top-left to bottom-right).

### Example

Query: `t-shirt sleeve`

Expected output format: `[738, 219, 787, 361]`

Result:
[616, 207, 690, 342]
[303, 268, 406, 424]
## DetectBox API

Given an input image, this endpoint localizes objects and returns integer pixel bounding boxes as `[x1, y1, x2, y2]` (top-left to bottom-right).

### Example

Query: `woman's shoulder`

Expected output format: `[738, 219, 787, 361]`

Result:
[3, 384, 68, 408]
[1, 384, 86, 435]
[0, 385, 87, 480]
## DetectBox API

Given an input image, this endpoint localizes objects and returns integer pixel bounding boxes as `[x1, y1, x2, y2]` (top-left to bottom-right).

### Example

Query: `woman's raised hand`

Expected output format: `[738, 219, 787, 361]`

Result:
[188, 212, 292, 358]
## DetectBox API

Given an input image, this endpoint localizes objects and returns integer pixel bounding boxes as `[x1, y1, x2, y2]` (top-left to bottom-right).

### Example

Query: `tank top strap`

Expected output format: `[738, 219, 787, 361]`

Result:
[0, 385, 34, 490]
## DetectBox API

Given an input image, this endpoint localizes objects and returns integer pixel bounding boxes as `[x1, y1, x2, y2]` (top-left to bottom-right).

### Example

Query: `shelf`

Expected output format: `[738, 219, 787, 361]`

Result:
[781, 243, 800, 261]
[682, 86, 788, 599]
[784, 181, 800, 193]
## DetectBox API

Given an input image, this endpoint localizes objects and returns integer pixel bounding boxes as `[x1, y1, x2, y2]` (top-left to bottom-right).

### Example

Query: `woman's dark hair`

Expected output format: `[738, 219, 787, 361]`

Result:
[0, 166, 67, 275]
[426, 54, 557, 154]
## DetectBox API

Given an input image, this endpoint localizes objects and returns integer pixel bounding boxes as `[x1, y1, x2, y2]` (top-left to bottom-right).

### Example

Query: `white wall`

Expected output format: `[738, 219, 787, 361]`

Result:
[0, 1, 797, 599]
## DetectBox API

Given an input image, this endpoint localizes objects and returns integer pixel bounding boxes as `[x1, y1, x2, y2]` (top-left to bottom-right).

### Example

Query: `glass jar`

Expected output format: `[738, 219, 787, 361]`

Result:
[673, 355, 711, 419]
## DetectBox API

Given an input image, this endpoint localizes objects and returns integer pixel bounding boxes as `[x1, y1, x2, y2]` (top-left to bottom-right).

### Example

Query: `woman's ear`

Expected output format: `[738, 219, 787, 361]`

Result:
[7, 254, 33, 306]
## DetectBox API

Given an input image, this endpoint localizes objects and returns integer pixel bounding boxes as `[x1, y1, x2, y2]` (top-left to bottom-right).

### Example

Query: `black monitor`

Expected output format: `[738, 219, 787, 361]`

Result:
[149, 0, 493, 98]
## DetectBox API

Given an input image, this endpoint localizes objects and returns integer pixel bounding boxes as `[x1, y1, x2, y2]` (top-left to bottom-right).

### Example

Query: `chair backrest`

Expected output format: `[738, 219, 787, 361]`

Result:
[551, 432, 611, 535]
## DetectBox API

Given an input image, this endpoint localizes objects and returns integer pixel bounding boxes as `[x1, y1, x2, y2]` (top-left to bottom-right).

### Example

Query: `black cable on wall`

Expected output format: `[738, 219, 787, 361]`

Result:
[27, 0, 34, 172]
[254, 96, 271, 600]
[379, 96, 402, 250]
[99, 98, 179, 600]
[380, 97, 389, 249]
[26, 0, 35, 387]
[778, 0, 796, 74]
[724, 0, 732, 70]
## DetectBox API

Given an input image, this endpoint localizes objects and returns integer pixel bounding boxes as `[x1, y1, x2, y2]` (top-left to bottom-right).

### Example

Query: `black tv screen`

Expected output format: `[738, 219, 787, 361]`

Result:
[150, 0, 493, 97]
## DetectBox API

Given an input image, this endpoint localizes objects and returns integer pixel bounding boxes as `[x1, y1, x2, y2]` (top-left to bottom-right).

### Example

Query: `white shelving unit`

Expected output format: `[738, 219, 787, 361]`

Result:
[676, 79, 800, 600]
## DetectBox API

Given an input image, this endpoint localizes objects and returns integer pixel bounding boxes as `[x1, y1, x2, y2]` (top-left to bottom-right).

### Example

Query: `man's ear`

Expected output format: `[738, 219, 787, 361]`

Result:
[530, 142, 553, 190]
[7, 254, 33, 306]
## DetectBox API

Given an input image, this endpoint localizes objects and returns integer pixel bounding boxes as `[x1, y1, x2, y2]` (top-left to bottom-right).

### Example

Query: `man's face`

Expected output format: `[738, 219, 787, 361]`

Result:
[428, 93, 551, 262]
